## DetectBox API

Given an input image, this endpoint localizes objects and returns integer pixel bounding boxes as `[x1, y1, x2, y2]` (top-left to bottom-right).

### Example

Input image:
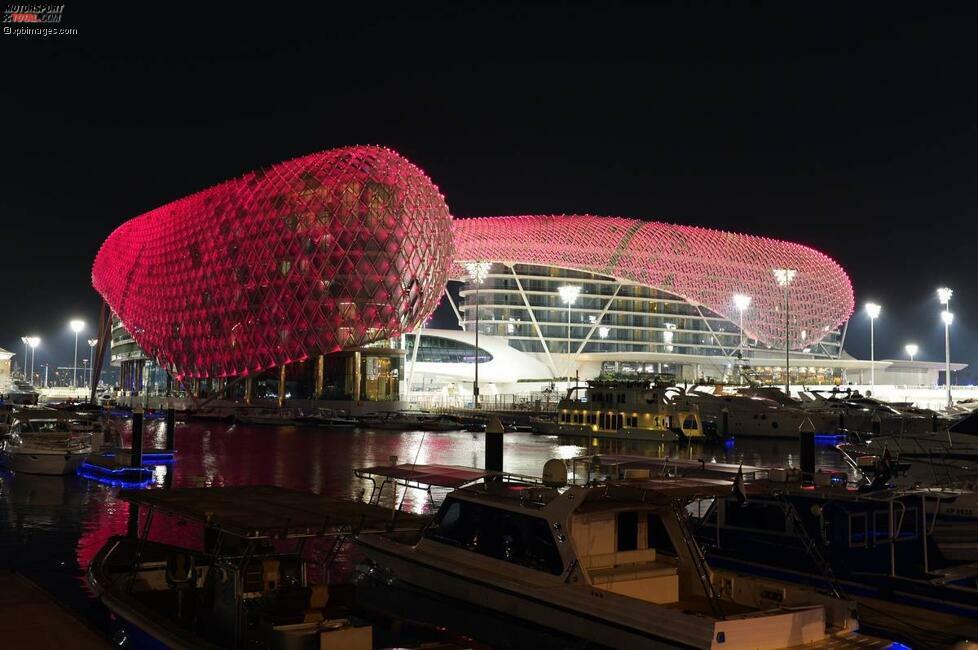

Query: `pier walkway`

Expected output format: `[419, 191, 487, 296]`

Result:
[0, 572, 110, 648]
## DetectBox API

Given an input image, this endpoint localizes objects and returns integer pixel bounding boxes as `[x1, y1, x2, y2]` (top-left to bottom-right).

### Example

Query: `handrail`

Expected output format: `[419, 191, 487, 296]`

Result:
[669, 499, 724, 619]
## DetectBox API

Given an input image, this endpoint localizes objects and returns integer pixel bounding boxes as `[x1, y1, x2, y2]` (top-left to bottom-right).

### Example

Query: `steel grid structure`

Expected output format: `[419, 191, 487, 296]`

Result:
[451, 215, 853, 350]
[92, 146, 455, 379]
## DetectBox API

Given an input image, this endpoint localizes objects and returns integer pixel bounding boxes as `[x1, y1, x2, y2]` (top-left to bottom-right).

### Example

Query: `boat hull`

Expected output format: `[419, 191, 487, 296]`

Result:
[1, 448, 89, 475]
[532, 419, 682, 442]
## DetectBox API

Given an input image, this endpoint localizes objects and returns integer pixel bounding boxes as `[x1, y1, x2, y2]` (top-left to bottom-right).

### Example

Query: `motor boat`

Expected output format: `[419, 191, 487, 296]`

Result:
[669, 385, 841, 439]
[87, 486, 407, 649]
[4, 380, 39, 406]
[233, 407, 301, 425]
[359, 412, 461, 432]
[188, 405, 236, 421]
[0, 415, 93, 475]
[358, 470, 892, 649]
[533, 378, 705, 442]
[694, 475, 978, 646]
[800, 388, 940, 435]
[296, 408, 357, 429]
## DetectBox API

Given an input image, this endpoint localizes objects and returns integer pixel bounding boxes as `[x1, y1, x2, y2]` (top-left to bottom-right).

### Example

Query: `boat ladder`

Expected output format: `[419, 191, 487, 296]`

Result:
[670, 499, 724, 619]
[774, 492, 845, 599]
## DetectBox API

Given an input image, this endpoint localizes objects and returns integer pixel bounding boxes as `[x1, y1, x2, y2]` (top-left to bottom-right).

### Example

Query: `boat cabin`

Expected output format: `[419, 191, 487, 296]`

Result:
[556, 379, 705, 439]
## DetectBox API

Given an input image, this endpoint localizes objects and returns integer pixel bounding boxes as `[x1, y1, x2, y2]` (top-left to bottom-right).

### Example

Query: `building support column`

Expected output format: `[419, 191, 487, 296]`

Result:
[244, 376, 253, 405]
[314, 355, 324, 399]
[277, 365, 287, 408]
[352, 351, 362, 402]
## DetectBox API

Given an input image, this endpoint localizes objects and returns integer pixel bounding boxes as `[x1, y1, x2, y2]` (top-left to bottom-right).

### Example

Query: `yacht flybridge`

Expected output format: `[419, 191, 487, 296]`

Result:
[357, 471, 890, 649]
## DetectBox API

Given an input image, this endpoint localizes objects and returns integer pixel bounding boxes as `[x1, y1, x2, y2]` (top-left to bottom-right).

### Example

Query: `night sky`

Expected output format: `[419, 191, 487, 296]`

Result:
[3, 4, 977, 380]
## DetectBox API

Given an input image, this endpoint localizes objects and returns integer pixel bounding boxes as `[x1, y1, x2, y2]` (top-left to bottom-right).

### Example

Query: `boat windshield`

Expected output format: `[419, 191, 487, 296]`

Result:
[425, 496, 564, 575]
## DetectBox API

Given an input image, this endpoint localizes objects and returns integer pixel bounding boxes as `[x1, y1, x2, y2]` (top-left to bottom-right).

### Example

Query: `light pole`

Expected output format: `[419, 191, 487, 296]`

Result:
[464, 261, 491, 408]
[733, 293, 751, 352]
[20, 336, 29, 380]
[905, 343, 918, 362]
[558, 285, 582, 380]
[69, 319, 85, 389]
[88, 338, 98, 390]
[865, 302, 881, 391]
[938, 287, 953, 409]
[773, 269, 797, 396]
[27, 336, 40, 385]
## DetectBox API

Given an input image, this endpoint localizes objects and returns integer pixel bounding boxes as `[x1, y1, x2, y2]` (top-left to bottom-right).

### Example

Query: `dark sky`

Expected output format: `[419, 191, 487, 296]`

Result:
[3, 3, 977, 380]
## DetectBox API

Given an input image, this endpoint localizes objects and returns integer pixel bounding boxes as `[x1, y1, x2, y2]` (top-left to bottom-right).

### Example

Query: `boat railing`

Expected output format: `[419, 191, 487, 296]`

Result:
[669, 498, 724, 619]
[773, 491, 846, 599]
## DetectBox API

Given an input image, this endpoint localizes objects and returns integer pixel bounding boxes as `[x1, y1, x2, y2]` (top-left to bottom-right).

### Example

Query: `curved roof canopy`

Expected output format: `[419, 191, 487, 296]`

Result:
[452, 215, 853, 349]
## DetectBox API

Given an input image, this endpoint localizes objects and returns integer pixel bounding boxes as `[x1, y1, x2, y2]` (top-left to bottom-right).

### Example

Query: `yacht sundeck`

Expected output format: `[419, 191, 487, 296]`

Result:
[358, 471, 890, 649]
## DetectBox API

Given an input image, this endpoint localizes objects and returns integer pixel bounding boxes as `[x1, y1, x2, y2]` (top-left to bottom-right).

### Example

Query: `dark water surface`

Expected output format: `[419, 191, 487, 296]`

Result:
[0, 420, 850, 647]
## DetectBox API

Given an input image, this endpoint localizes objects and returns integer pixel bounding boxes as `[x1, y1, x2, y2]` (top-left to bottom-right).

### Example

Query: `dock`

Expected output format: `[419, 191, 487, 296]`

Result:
[0, 572, 110, 649]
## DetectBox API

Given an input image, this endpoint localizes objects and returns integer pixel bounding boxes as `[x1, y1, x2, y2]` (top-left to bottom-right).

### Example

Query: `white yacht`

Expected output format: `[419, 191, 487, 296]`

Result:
[534, 379, 706, 441]
[358, 472, 889, 649]
[1, 415, 93, 475]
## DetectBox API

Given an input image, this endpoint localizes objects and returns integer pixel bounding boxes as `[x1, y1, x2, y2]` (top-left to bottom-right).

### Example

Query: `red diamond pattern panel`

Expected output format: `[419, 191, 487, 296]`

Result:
[92, 146, 454, 380]
[451, 215, 854, 350]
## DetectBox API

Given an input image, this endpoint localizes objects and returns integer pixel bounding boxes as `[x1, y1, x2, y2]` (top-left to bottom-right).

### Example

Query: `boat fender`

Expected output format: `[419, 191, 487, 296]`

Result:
[165, 553, 197, 588]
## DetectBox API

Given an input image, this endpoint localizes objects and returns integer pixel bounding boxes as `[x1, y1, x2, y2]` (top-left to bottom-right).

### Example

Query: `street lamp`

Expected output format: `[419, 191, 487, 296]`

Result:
[69, 319, 85, 390]
[733, 293, 751, 352]
[865, 302, 881, 390]
[20, 336, 29, 380]
[88, 338, 98, 390]
[26, 336, 40, 385]
[773, 269, 797, 395]
[558, 284, 582, 379]
[905, 343, 918, 362]
[464, 261, 491, 408]
[938, 287, 953, 409]
[942, 309, 954, 409]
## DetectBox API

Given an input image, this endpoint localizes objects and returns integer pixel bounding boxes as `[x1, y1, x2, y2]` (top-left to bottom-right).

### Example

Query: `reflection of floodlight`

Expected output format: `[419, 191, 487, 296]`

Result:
[733, 293, 751, 312]
[865, 302, 881, 319]
[598, 326, 610, 339]
[557, 285, 582, 305]
[938, 287, 953, 305]
[942, 310, 954, 326]
[905, 344, 919, 361]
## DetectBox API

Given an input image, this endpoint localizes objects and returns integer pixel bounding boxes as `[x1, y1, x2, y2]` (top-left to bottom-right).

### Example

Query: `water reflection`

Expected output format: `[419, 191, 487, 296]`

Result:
[0, 420, 848, 644]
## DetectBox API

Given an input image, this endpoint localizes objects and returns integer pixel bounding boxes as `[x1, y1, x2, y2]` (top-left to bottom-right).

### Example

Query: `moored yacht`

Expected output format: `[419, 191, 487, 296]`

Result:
[0, 414, 93, 475]
[534, 378, 706, 441]
[694, 475, 978, 645]
[358, 472, 889, 649]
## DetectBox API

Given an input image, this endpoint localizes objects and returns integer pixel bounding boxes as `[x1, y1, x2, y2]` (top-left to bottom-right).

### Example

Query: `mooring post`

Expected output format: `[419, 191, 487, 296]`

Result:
[165, 397, 176, 451]
[485, 415, 505, 472]
[131, 404, 144, 467]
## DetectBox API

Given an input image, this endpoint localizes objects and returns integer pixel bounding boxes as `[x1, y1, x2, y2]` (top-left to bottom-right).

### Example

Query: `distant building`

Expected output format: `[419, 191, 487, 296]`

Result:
[0, 347, 13, 391]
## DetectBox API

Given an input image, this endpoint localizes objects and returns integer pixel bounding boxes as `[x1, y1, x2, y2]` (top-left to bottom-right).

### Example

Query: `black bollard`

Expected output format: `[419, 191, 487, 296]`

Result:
[933, 412, 939, 432]
[165, 405, 176, 451]
[800, 431, 815, 485]
[485, 416, 504, 472]
[721, 409, 729, 438]
[131, 406, 144, 467]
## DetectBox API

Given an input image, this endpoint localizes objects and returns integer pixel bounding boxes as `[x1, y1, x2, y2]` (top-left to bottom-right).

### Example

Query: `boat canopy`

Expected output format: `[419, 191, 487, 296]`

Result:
[117, 485, 426, 539]
[571, 454, 768, 482]
[355, 463, 537, 489]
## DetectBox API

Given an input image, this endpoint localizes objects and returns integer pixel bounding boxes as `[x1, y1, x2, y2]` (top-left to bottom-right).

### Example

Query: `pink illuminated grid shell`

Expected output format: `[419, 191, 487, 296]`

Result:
[92, 146, 455, 379]
[451, 215, 854, 349]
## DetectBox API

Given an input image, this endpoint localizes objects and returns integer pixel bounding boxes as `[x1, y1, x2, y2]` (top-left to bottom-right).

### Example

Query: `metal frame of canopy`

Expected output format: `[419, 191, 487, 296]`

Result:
[353, 463, 543, 512]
